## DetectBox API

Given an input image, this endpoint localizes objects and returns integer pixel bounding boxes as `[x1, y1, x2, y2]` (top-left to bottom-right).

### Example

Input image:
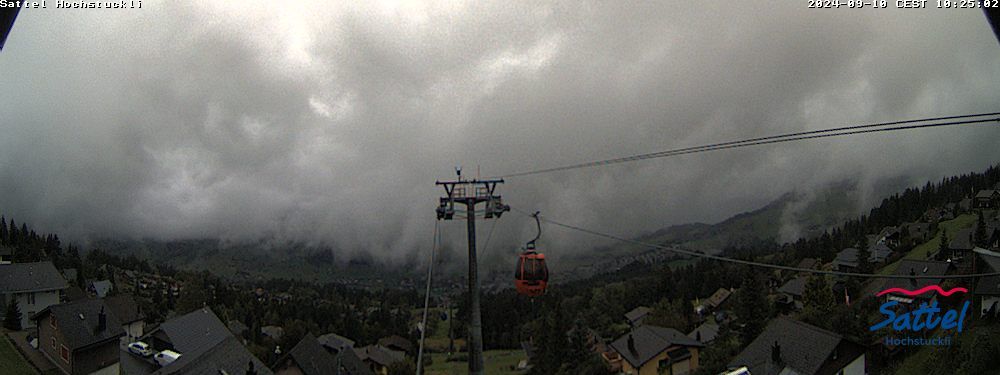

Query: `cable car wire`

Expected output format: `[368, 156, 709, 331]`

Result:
[509, 207, 1000, 279]
[494, 112, 1000, 178]
[416, 221, 440, 375]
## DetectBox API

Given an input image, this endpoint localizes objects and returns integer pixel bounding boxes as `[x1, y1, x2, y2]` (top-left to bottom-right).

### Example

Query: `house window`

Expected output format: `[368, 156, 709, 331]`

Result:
[27, 293, 35, 305]
[50, 316, 57, 329]
[51, 337, 56, 349]
[60, 345, 69, 363]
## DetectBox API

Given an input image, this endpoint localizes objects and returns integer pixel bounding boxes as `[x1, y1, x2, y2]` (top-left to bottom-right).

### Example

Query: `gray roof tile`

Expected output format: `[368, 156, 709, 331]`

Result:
[729, 317, 860, 375]
[610, 325, 703, 368]
[0, 261, 68, 293]
[35, 298, 124, 350]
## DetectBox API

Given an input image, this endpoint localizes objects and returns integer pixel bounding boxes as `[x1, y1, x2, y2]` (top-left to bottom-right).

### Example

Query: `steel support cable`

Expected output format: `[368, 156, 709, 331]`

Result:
[416, 221, 441, 375]
[509, 207, 1000, 279]
[494, 113, 1000, 178]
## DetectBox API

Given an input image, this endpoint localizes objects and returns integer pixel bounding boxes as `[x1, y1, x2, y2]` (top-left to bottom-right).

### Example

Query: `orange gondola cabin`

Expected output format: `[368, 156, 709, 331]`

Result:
[515, 246, 548, 296]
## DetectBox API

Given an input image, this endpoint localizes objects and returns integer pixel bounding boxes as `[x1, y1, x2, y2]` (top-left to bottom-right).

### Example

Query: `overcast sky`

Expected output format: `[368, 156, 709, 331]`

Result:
[1, 2, 999, 263]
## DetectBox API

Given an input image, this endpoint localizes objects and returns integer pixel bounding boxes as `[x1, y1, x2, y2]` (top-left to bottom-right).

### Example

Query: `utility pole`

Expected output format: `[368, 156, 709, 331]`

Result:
[436, 168, 508, 375]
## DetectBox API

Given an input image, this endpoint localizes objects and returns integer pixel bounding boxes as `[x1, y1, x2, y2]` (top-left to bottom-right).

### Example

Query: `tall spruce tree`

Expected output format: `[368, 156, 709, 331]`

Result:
[4, 299, 23, 331]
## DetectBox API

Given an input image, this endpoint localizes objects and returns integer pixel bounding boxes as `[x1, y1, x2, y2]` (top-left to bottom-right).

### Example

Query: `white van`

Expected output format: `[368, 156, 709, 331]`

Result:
[154, 350, 182, 367]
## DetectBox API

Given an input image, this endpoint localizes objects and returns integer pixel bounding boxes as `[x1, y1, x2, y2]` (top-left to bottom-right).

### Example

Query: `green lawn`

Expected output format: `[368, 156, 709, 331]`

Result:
[0, 333, 38, 375]
[424, 350, 526, 375]
[878, 214, 978, 275]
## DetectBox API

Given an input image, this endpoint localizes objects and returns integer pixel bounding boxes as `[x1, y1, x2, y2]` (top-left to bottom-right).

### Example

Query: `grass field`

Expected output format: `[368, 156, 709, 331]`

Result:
[0, 332, 38, 375]
[424, 350, 525, 375]
[878, 214, 977, 275]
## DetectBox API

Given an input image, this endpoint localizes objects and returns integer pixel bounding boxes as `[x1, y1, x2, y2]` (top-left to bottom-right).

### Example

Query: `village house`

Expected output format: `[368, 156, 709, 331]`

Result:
[317, 332, 357, 354]
[901, 222, 932, 243]
[974, 248, 1000, 317]
[876, 226, 901, 248]
[377, 335, 414, 355]
[261, 325, 285, 341]
[119, 307, 271, 375]
[88, 280, 113, 298]
[687, 322, 720, 345]
[610, 325, 703, 375]
[625, 306, 652, 328]
[949, 228, 976, 260]
[833, 245, 892, 272]
[833, 248, 860, 272]
[975, 189, 999, 209]
[729, 317, 865, 375]
[33, 298, 123, 375]
[0, 261, 68, 328]
[985, 217, 1000, 250]
[694, 288, 732, 316]
[353, 344, 405, 375]
[274, 333, 373, 375]
[776, 276, 808, 311]
[0, 245, 12, 264]
[880, 259, 951, 306]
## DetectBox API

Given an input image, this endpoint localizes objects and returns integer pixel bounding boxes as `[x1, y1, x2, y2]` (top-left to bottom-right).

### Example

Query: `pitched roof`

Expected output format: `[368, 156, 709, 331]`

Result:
[104, 294, 144, 324]
[878, 226, 900, 239]
[882, 260, 951, 294]
[949, 228, 974, 251]
[152, 336, 272, 375]
[90, 280, 113, 297]
[149, 308, 271, 375]
[354, 345, 405, 367]
[377, 335, 414, 353]
[338, 345, 375, 375]
[705, 288, 732, 308]
[610, 325, 704, 368]
[687, 322, 719, 344]
[728, 317, 860, 375]
[0, 261, 69, 293]
[833, 248, 859, 268]
[153, 307, 231, 354]
[975, 249, 1000, 296]
[976, 189, 999, 199]
[284, 334, 339, 375]
[868, 243, 893, 262]
[317, 332, 356, 352]
[624, 306, 651, 323]
[778, 277, 808, 298]
[34, 299, 123, 350]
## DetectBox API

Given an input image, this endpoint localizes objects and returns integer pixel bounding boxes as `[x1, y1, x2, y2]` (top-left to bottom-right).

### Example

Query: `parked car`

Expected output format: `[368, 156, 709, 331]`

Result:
[154, 350, 181, 367]
[128, 341, 153, 357]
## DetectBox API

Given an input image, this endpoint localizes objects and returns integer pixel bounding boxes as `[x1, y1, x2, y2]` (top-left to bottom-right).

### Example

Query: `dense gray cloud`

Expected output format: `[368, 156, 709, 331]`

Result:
[1, 2, 998, 266]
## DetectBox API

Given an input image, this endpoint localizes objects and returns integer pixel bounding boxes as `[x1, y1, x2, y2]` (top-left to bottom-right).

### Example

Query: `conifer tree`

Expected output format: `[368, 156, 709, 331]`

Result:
[4, 299, 23, 331]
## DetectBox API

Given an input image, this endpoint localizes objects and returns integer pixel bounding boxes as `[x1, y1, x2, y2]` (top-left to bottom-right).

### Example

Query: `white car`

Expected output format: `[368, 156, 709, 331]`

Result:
[154, 350, 182, 367]
[127, 341, 153, 357]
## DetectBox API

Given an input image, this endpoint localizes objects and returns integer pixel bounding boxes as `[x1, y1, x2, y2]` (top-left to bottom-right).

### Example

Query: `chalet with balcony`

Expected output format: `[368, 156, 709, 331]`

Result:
[610, 325, 704, 375]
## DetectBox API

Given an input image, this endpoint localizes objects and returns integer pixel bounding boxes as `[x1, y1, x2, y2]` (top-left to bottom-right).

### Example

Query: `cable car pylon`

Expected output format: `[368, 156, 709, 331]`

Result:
[435, 167, 508, 375]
